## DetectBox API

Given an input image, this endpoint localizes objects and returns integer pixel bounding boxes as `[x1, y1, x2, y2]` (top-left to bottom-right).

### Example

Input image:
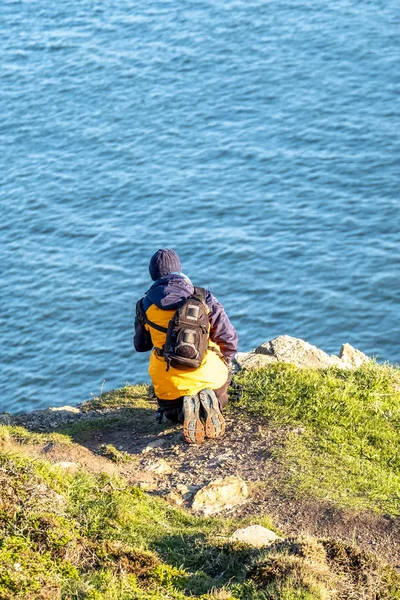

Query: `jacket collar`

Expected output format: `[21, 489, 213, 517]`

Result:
[146, 273, 194, 309]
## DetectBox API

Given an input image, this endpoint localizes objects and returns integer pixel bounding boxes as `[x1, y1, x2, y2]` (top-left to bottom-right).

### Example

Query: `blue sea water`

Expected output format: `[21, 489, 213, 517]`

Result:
[1, 0, 399, 414]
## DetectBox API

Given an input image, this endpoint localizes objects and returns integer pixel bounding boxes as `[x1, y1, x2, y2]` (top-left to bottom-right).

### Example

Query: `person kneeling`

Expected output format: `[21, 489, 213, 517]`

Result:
[133, 249, 238, 444]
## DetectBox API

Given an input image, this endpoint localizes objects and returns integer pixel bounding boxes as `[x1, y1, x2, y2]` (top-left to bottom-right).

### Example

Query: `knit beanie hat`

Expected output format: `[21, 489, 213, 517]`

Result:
[149, 249, 182, 281]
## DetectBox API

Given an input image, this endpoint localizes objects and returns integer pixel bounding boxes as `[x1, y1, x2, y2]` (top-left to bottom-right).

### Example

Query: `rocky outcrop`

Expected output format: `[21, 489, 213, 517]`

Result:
[233, 335, 370, 372]
[0, 337, 371, 427]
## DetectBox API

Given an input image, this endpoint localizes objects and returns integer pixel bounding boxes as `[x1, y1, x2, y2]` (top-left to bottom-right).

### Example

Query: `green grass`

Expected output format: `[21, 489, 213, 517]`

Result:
[0, 424, 72, 446]
[0, 447, 283, 600]
[80, 384, 153, 412]
[232, 361, 400, 515]
[95, 443, 137, 464]
[2, 446, 398, 600]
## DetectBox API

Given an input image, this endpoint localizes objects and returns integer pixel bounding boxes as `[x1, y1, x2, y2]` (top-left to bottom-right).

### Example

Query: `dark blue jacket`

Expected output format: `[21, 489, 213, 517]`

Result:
[134, 274, 238, 361]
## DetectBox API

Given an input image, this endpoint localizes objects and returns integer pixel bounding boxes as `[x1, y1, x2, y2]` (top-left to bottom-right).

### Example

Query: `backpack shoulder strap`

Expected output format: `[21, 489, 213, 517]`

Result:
[192, 286, 207, 302]
[136, 298, 168, 334]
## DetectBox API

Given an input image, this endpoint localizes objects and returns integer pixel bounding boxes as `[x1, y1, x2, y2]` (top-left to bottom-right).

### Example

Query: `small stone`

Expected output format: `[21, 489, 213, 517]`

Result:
[0, 414, 12, 425]
[165, 490, 184, 506]
[230, 525, 282, 547]
[49, 406, 81, 414]
[293, 428, 306, 435]
[158, 427, 177, 437]
[55, 461, 78, 470]
[142, 438, 168, 454]
[145, 458, 173, 475]
[176, 484, 199, 500]
[192, 476, 248, 515]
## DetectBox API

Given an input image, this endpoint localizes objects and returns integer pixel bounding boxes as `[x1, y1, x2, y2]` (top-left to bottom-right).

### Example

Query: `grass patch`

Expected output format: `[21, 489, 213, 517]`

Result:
[80, 384, 153, 412]
[0, 424, 72, 446]
[96, 443, 136, 464]
[233, 361, 400, 515]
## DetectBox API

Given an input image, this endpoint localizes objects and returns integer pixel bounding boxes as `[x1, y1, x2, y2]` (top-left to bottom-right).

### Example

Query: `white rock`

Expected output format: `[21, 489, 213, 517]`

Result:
[142, 438, 168, 454]
[54, 461, 78, 470]
[192, 476, 248, 515]
[49, 406, 81, 413]
[339, 343, 370, 368]
[176, 484, 199, 500]
[146, 458, 173, 475]
[230, 525, 282, 547]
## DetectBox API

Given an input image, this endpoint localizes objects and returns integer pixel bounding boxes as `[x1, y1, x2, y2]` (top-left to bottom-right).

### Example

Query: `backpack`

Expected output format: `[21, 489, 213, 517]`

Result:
[136, 287, 210, 371]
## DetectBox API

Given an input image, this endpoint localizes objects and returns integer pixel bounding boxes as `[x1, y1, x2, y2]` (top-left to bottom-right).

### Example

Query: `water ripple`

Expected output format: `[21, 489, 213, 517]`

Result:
[0, 0, 399, 413]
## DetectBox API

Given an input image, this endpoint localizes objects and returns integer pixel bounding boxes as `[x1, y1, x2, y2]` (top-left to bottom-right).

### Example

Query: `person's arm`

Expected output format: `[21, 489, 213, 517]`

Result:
[206, 291, 238, 361]
[133, 299, 153, 352]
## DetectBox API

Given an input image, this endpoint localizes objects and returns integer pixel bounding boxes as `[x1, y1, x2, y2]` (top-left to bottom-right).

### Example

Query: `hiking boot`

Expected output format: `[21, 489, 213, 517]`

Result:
[198, 389, 226, 439]
[183, 395, 205, 444]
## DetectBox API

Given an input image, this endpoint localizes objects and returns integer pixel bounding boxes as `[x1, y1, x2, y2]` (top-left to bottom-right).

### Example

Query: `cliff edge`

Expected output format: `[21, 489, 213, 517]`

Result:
[1, 336, 400, 599]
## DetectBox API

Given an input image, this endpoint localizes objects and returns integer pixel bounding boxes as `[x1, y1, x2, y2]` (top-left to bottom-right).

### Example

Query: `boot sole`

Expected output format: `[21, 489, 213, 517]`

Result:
[183, 395, 205, 444]
[199, 389, 226, 439]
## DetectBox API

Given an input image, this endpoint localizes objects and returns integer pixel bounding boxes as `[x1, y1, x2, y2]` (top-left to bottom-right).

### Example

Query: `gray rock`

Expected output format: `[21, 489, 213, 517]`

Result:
[255, 336, 342, 368]
[339, 343, 370, 368]
[145, 458, 173, 475]
[13, 407, 85, 431]
[230, 525, 283, 547]
[11, 405, 132, 432]
[192, 475, 248, 515]
[142, 438, 168, 454]
[230, 352, 259, 373]
[236, 336, 370, 372]
[176, 483, 199, 500]
[0, 414, 13, 426]
[234, 353, 278, 371]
